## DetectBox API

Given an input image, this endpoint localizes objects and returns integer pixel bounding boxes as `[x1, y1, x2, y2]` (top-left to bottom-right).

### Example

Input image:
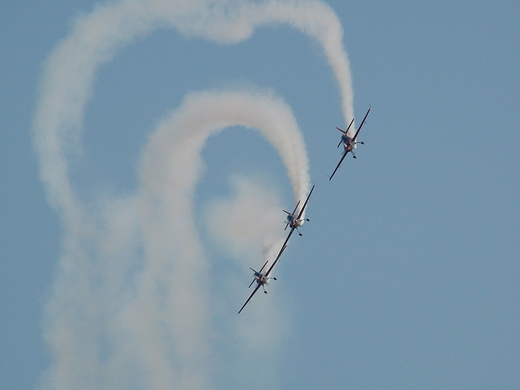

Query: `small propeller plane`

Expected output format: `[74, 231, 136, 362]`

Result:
[283, 184, 315, 237]
[275, 183, 315, 259]
[237, 244, 287, 314]
[329, 106, 371, 181]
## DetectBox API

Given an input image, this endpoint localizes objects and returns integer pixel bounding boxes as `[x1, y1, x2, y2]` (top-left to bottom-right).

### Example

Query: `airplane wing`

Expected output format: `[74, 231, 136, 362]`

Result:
[265, 241, 288, 278]
[296, 184, 315, 221]
[329, 149, 348, 181]
[352, 106, 371, 142]
[238, 283, 262, 314]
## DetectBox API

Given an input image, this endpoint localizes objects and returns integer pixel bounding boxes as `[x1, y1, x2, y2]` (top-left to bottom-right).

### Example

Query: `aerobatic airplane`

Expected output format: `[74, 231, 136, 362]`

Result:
[274, 183, 315, 260]
[283, 184, 315, 237]
[237, 244, 287, 314]
[329, 106, 371, 180]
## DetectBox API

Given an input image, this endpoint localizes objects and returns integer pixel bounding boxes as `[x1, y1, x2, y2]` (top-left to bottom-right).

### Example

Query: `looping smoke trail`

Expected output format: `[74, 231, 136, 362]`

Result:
[135, 89, 307, 389]
[32, 0, 354, 389]
[39, 86, 307, 390]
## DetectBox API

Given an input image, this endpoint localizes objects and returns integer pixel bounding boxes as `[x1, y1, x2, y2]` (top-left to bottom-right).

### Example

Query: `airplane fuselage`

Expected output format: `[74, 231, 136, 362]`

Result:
[286, 214, 304, 228]
[254, 272, 269, 286]
[341, 135, 355, 152]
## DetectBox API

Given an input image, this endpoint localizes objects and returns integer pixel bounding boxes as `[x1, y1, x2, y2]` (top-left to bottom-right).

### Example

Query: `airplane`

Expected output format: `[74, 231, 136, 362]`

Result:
[237, 243, 287, 314]
[237, 185, 315, 314]
[329, 106, 371, 181]
[274, 183, 315, 266]
[283, 184, 315, 237]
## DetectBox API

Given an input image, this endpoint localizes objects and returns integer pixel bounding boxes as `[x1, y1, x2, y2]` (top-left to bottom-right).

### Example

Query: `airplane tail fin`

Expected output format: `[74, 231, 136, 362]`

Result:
[336, 118, 354, 134]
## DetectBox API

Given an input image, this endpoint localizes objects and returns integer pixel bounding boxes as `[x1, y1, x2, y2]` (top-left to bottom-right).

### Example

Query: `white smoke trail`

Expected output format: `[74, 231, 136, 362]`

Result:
[38, 87, 306, 390]
[33, 0, 354, 389]
[135, 89, 305, 389]
[172, 0, 355, 122]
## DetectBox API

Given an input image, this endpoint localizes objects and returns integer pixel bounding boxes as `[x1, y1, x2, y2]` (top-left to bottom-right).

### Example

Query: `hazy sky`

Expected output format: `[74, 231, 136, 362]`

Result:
[1, 1, 519, 389]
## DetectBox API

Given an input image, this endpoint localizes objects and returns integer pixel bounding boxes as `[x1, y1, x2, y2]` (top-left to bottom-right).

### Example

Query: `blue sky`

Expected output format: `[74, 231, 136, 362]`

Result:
[1, 1, 519, 389]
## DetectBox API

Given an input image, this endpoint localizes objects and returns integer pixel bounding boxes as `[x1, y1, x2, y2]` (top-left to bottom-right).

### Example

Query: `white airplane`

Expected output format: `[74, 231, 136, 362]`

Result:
[329, 106, 371, 180]
[283, 184, 315, 237]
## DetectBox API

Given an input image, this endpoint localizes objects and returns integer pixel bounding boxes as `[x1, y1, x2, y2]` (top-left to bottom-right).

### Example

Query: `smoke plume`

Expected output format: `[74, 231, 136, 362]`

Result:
[33, 0, 354, 388]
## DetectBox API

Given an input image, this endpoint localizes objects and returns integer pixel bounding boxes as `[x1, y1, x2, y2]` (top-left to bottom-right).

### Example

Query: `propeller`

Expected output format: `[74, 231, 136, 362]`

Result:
[248, 260, 269, 288]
